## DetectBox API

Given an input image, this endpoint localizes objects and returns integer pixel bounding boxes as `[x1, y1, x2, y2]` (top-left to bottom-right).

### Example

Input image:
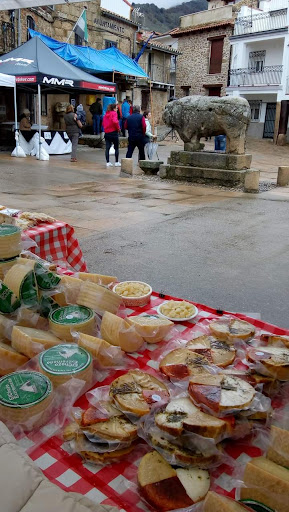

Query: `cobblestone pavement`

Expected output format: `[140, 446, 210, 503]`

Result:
[0, 137, 289, 327]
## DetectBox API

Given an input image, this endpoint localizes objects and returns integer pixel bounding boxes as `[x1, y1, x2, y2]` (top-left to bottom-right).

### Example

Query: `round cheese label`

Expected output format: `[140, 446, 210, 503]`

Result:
[35, 263, 61, 290]
[39, 344, 91, 375]
[50, 305, 94, 325]
[20, 270, 39, 307]
[0, 371, 52, 409]
[0, 225, 20, 237]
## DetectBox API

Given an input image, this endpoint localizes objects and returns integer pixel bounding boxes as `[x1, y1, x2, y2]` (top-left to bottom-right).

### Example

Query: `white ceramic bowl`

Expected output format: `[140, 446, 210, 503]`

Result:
[157, 301, 198, 322]
[113, 281, 152, 307]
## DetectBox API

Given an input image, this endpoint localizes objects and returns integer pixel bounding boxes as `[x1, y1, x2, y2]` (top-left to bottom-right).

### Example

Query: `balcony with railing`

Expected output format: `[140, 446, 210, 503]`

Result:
[234, 9, 287, 36]
[141, 63, 175, 84]
[229, 65, 283, 87]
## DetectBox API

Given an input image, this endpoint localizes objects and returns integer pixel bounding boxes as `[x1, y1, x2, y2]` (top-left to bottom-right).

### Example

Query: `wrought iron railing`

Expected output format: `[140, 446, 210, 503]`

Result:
[229, 65, 283, 86]
[0, 22, 16, 53]
[234, 9, 287, 36]
[142, 63, 173, 84]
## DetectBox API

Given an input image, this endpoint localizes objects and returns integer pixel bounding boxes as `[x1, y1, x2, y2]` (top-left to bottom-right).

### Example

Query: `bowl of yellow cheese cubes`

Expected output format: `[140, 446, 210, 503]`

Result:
[157, 300, 198, 322]
[113, 281, 152, 307]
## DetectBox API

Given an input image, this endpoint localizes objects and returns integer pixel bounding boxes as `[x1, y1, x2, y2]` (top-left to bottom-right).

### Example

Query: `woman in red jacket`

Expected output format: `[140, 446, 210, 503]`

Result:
[102, 103, 121, 167]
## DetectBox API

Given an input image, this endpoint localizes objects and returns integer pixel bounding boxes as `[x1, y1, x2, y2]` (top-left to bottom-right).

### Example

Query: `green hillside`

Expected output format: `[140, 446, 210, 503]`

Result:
[132, 0, 208, 33]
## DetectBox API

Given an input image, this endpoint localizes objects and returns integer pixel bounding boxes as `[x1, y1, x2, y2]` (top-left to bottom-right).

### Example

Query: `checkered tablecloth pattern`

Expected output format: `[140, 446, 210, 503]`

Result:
[25, 293, 289, 511]
[23, 221, 88, 272]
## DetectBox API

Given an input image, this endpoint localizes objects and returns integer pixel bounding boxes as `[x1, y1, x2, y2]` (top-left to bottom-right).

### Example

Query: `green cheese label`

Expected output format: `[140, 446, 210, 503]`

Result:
[20, 271, 39, 306]
[39, 344, 91, 375]
[35, 263, 61, 291]
[0, 371, 52, 408]
[50, 305, 94, 325]
[0, 224, 20, 237]
[0, 282, 21, 314]
[240, 500, 275, 512]
[39, 295, 59, 318]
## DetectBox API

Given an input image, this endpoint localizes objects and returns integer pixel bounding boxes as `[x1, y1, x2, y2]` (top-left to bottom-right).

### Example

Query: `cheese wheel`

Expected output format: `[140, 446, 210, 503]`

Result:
[0, 281, 21, 314]
[49, 305, 95, 342]
[0, 257, 17, 280]
[79, 272, 117, 286]
[4, 263, 38, 306]
[0, 370, 53, 426]
[77, 332, 122, 366]
[0, 225, 21, 259]
[11, 326, 62, 358]
[101, 311, 144, 352]
[39, 343, 92, 387]
[127, 314, 173, 343]
[0, 342, 28, 375]
[76, 281, 122, 314]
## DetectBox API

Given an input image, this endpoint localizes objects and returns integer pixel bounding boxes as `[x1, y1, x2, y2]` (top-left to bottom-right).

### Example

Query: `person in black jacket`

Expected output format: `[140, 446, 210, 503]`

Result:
[89, 98, 103, 135]
[125, 105, 146, 160]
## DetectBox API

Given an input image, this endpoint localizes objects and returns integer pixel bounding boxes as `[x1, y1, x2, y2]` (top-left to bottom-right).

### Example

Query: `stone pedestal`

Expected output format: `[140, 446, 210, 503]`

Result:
[138, 160, 164, 175]
[160, 150, 258, 192]
[121, 158, 133, 176]
[277, 166, 289, 186]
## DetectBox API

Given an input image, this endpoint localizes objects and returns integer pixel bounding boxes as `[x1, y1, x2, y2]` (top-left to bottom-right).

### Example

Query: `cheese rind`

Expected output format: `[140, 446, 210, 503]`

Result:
[39, 343, 92, 386]
[49, 305, 95, 341]
[11, 326, 61, 358]
[4, 263, 38, 306]
[0, 370, 53, 425]
[0, 225, 21, 259]
[77, 281, 122, 314]
[77, 332, 121, 366]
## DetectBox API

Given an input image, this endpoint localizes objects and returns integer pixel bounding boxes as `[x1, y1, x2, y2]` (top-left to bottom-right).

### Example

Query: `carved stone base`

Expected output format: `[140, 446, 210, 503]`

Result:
[170, 151, 252, 171]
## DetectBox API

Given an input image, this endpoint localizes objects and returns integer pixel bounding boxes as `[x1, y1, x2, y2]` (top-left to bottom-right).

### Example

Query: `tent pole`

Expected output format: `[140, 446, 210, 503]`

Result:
[13, 83, 18, 147]
[38, 83, 42, 159]
[149, 75, 155, 135]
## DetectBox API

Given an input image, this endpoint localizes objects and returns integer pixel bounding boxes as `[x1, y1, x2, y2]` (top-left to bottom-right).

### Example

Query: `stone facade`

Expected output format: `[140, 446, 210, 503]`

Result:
[175, 24, 233, 98]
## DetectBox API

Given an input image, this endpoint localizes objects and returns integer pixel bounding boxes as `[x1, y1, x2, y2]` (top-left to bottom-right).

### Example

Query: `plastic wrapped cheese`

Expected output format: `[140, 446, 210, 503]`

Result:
[0, 370, 53, 426]
[49, 305, 95, 342]
[0, 342, 28, 376]
[0, 282, 21, 314]
[127, 315, 173, 343]
[78, 272, 117, 286]
[0, 257, 17, 280]
[100, 311, 144, 352]
[76, 281, 122, 315]
[0, 225, 21, 259]
[3, 263, 38, 306]
[11, 326, 62, 358]
[39, 344, 93, 387]
[77, 332, 122, 366]
[52, 275, 82, 306]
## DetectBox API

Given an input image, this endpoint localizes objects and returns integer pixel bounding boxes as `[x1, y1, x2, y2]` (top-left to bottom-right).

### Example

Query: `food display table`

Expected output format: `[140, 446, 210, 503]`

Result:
[23, 221, 87, 272]
[21, 293, 289, 511]
[19, 130, 72, 155]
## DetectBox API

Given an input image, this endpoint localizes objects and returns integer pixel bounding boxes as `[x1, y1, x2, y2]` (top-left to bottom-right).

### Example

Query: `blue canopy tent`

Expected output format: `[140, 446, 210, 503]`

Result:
[29, 29, 148, 79]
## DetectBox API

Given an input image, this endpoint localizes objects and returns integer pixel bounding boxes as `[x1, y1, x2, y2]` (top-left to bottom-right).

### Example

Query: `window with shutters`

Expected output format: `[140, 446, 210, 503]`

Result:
[209, 38, 224, 74]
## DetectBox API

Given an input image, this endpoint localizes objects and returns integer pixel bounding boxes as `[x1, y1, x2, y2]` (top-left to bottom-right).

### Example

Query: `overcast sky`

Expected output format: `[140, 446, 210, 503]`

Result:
[140, 0, 184, 7]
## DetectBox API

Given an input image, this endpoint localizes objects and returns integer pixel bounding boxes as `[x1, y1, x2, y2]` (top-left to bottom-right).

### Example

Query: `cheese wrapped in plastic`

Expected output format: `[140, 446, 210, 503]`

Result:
[77, 332, 123, 367]
[0, 225, 21, 259]
[0, 342, 28, 376]
[3, 262, 38, 307]
[78, 272, 117, 286]
[101, 311, 144, 352]
[11, 325, 62, 358]
[0, 257, 17, 280]
[126, 314, 173, 343]
[39, 344, 93, 387]
[49, 305, 95, 342]
[53, 275, 82, 306]
[76, 281, 122, 315]
[0, 282, 21, 314]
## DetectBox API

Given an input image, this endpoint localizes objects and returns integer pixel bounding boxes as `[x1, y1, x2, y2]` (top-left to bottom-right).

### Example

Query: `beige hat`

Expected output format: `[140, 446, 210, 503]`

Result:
[23, 109, 30, 115]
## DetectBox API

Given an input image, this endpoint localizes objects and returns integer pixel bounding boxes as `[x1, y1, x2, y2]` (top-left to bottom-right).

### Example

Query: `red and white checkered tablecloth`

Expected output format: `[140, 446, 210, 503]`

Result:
[22, 221, 88, 272]
[23, 293, 289, 511]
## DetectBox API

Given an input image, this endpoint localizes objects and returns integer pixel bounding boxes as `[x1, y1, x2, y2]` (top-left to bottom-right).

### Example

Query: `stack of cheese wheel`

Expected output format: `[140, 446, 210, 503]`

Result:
[3, 262, 38, 307]
[0, 225, 21, 260]
[39, 344, 93, 387]
[0, 370, 53, 426]
[49, 305, 95, 342]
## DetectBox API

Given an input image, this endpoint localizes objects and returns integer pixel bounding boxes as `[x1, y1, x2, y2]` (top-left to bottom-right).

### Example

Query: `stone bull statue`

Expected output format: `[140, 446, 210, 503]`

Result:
[163, 96, 251, 155]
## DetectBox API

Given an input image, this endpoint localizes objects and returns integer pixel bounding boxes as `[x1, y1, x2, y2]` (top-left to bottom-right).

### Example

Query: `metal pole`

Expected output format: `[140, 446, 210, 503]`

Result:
[13, 82, 18, 148]
[38, 83, 42, 159]
[17, 9, 21, 47]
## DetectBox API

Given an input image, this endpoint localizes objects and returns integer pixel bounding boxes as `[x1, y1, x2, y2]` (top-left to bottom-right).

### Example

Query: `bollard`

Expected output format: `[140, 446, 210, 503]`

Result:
[121, 158, 133, 176]
[244, 170, 260, 193]
[277, 166, 289, 187]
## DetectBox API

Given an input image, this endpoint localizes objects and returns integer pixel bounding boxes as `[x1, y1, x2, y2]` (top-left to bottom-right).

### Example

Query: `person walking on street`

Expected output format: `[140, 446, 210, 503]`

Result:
[125, 105, 146, 161]
[102, 103, 121, 168]
[76, 104, 86, 137]
[121, 97, 131, 136]
[64, 104, 81, 162]
[89, 98, 103, 135]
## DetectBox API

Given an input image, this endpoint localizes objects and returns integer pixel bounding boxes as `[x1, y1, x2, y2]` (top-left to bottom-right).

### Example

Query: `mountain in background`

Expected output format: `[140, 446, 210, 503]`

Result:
[132, 0, 208, 33]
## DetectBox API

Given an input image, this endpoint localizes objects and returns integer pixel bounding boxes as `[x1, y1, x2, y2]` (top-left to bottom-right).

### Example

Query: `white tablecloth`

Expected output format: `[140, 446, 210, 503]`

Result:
[19, 131, 72, 155]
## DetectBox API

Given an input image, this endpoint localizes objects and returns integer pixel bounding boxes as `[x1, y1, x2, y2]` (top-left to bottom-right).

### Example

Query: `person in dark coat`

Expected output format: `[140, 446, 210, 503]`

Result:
[89, 98, 103, 135]
[125, 105, 146, 161]
[64, 104, 80, 162]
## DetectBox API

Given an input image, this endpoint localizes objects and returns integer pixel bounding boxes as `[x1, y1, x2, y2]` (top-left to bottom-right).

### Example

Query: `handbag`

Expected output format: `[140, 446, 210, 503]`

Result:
[109, 145, 115, 155]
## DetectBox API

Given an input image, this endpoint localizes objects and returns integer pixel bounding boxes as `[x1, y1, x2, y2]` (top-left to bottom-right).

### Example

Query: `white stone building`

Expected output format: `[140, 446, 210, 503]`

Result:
[226, 0, 289, 142]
